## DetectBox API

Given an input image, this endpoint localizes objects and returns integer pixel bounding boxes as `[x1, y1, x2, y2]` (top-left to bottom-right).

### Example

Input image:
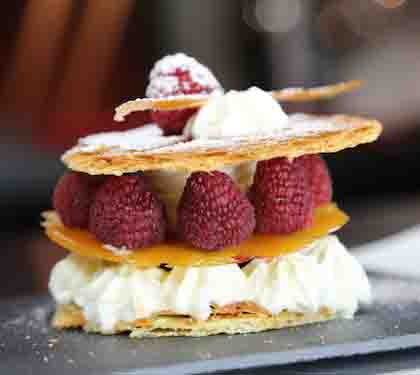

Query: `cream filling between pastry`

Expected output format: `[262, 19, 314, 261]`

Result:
[49, 235, 371, 333]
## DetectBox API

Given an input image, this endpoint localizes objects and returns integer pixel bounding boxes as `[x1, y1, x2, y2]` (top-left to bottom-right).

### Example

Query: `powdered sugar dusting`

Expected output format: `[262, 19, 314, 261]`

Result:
[146, 53, 222, 98]
[146, 76, 179, 98]
[149, 138, 243, 154]
[149, 114, 351, 154]
[62, 124, 186, 156]
[81, 124, 163, 143]
[286, 113, 346, 133]
[65, 114, 357, 158]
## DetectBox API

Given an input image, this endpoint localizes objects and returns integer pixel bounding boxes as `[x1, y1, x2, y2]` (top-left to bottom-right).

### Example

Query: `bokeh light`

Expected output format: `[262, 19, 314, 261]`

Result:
[374, 0, 407, 9]
[252, 0, 302, 33]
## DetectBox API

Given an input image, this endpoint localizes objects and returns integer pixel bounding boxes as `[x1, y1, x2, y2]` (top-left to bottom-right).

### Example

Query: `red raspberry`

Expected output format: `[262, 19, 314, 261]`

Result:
[150, 109, 196, 136]
[53, 172, 104, 228]
[177, 171, 255, 251]
[89, 174, 167, 249]
[249, 157, 314, 234]
[302, 155, 333, 207]
[146, 53, 222, 135]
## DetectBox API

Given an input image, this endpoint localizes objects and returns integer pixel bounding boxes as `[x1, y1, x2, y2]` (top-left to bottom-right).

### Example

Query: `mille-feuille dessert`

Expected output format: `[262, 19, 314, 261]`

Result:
[44, 53, 381, 338]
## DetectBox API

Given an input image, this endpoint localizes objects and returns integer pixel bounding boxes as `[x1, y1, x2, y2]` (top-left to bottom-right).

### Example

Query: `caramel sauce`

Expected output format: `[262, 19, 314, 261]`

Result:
[44, 203, 348, 267]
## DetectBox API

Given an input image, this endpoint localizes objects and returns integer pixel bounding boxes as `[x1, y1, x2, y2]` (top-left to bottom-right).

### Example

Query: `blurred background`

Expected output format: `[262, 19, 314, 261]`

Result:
[1, 0, 418, 297]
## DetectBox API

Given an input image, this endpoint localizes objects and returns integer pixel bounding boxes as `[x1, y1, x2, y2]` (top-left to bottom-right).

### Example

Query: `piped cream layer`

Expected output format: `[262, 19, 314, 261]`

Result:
[49, 235, 371, 333]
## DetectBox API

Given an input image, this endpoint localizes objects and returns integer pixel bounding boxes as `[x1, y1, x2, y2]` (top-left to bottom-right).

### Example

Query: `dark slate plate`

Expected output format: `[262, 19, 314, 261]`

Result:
[1, 273, 420, 375]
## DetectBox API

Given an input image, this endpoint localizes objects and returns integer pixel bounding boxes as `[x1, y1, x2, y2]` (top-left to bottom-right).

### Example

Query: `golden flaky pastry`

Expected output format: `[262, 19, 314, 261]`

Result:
[114, 80, 362, 120]
[62, 114, 382, 175]
[52, 303, 334, 338]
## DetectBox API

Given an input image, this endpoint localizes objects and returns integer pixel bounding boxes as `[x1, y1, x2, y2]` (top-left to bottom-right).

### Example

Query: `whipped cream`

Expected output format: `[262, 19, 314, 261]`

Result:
[184, 87, 289, 139]
[49, 236, 371, 333]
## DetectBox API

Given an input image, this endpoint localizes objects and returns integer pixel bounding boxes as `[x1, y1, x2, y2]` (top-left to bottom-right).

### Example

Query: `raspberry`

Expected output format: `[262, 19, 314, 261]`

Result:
[302, 155, 333, 207]
[53, 172, 103, 228]
[249, 157, 313, 234]
[150, 108, 197, 136]
[146, 53, 222, 135]
[89, 174, 167, 249]
[177, 171, 255, 250]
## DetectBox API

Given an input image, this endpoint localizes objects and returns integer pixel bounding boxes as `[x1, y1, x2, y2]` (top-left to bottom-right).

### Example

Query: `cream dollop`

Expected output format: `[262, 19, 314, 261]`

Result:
[184, 87, 289, 139]
[49, 236, 371, 333]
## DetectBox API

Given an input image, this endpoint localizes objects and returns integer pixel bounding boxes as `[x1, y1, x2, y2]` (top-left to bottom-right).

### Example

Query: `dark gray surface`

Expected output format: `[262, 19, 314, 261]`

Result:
[1, 273, 420, 375]
[223, 348, 420, 374]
